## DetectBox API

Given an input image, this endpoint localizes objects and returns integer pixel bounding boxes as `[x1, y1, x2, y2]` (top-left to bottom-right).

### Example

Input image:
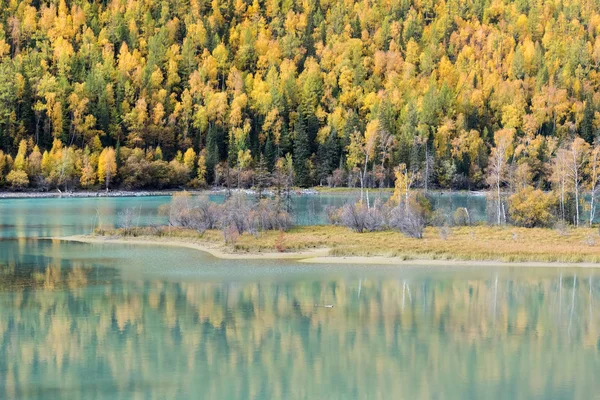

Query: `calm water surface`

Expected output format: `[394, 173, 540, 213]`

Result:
[0, 191, 488, 237]
[0, 196, 599, 399]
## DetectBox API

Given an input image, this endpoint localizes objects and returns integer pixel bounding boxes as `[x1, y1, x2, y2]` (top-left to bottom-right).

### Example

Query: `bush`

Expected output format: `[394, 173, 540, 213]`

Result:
[221, 194, 253, 234]
[6, 170, 29, 189]
[508, 187, 557, 228]
[195, 199, 221, 230]
[325, 206, 342, 225]
[453, 207, 471, 226]
[340, 202, 386, 233]
[388, 201, 425, 239]
[162, 192, 196, 228]
[249, 199, 293, 231]
[430, 210, 450, 227]
[118, 207, 138, 231]
[161, 193, 293, 235]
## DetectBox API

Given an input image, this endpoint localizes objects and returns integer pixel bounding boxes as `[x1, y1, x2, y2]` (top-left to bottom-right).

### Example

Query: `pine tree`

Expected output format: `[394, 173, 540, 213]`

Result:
[293, 116, 311, 187]
[316, 131, 339, 185]
[582, 96, 596, 144]
[205, 126, 219, 184]
[255, 154, 271, 198]
[264, 134, 276, 171]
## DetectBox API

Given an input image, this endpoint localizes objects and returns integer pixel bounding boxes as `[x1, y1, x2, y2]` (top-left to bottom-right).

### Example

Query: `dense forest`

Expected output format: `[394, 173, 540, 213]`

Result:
[0, 0, 599, 194]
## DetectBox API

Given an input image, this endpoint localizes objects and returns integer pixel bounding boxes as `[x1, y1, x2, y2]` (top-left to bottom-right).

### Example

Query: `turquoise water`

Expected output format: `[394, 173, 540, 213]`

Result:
[0, 191, 487, 238]
[0, 196, 599, 399]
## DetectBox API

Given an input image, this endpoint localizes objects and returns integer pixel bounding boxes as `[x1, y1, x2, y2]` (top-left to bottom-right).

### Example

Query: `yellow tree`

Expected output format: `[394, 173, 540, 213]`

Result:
[0, 150, 6, 183]
[391, 163, 417, 209]
[80, 148, 97, 188]
[6, 140, 29, 189]
[98, 147, 117, 191]
[27, 145, 42, 180]
[183, 148, 197, 176]
[197, 150, 207, 187]
[346, 120, 380, 204]
[13, 140, 28, 171]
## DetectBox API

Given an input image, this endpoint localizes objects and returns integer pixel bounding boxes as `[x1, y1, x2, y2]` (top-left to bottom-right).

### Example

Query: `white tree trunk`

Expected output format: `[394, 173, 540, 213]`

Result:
[574, 169, 580, 227]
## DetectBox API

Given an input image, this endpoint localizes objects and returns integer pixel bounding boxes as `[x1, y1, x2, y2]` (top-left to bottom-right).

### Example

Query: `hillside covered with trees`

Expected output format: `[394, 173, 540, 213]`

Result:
[0, 0, 599, 196]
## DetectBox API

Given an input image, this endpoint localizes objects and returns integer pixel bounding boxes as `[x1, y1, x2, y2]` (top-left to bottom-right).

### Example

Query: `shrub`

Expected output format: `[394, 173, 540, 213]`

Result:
[118, 207, 138, 231]
[221, 194, 253, 234]
[453, 207, 471, 226]
[167, 160, 191, 187]
[274, 231, 287, 252]
[6, 170, 29, 189]
[249, 199, 293, 231]
[327, 169, 347, 188]
[438, 225, 451, 240]
[163, 192, 196, 228]
[508, 187, 557, 228]
[430, 210, 450, 227]
[195, 199, 221, 230]
[161, 192, 218, 232]
[161, 193, 293, 235]
[555, 220, 569, 236]
[220, 195, 292, 235]
[388, 201, 425, 239]
[340, 202, 386, 233]
[325, 206, 342, 225]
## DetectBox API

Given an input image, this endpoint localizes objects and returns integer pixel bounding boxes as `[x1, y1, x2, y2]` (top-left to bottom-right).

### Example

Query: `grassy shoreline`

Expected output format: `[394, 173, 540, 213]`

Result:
[57, 225, 600, 266]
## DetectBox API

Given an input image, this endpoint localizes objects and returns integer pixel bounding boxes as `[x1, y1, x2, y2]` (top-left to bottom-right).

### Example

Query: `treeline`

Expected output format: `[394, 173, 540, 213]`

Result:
[1, 0, 600, 192]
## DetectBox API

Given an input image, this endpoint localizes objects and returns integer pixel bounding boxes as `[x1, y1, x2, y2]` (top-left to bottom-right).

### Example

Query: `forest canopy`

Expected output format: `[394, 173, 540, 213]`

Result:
[0, 0, 599, 192]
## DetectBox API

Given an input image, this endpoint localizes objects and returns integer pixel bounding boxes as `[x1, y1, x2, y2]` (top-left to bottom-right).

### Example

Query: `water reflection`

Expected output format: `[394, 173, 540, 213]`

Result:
[1, 247, 599, 399]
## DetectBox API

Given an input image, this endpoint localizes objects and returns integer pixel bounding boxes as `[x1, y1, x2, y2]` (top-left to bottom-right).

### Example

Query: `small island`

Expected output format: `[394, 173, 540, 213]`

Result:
[58, 187, 600, 267]
[60, 224, 600, 267]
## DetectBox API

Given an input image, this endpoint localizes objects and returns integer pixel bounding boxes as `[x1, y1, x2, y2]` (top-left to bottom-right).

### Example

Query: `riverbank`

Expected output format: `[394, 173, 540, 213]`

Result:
[0, 187, 322, 199]
[0, 187, 493, 199]
[56, 225, 600, 266]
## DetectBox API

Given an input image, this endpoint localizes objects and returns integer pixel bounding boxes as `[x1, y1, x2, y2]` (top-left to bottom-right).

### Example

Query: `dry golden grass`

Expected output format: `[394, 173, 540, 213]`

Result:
[98, 225, 600, 263]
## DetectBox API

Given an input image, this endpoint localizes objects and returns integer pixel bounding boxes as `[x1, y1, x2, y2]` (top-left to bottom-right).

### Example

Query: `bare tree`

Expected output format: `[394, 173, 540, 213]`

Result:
[486, 129, 514, 225]
[389, 201, 425, 239]
[588, 142, 600, 226]
[340, 202, 386, 233]
[551, 147, 570, 222]
[118, 207, 139, 231]
[567, 137, 590, 226]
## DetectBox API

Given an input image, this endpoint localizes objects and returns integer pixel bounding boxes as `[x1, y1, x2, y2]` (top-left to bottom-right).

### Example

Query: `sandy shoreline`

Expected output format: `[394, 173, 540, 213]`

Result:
[56, 235, 331, 260]
[55, 234, 600, 268]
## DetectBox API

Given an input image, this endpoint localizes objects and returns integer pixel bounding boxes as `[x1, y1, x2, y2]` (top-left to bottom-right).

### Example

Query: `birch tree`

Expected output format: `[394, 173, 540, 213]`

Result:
[347, 120, 380, 204]
[551, 148, 570, 222]
[486, 129, 514, 225]
[567, 137, 589, 226]
[588, 142, 600, 226]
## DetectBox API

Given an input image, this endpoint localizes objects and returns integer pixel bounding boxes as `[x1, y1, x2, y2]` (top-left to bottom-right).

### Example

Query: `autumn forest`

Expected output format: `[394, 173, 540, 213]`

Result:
[0, 0, 598, 199]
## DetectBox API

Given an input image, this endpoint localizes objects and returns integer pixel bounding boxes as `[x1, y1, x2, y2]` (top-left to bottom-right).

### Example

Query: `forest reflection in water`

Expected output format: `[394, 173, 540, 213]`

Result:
[1, 241, 599, 399]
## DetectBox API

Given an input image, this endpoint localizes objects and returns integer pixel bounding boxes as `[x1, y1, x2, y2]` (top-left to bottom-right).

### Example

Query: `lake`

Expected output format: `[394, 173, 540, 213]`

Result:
[0, 196, 599, 399]
[0, 191, 487, 237]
